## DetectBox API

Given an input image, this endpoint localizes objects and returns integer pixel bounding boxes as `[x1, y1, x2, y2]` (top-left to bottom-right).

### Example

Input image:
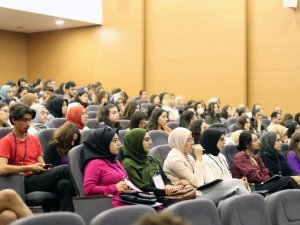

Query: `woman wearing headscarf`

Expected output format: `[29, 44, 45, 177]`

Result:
[122, 128, 179, 206]
[28, 104, 48, 135]
[232, 131, 300, 193]
[47, 97, 68, 118]
[201, 129, 249, 193]
[82, 128, 130, 207]
[268, 124, 288, 143]
[66, 105, 89, 131]
[0, 85, 15, 107]
[258, 132, 298, 181]
[23, 93, 39, 107]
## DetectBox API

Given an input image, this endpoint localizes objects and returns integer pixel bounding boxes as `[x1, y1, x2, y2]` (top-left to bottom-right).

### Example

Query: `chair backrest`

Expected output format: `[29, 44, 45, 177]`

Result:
[68, 145, 84, 196]
[265, 189, 300, 225]
[118, 130, 128, 143]
[87, 111, 97, 119]
[279, 143, 289, 157]
[47, 118, 66, 128]
[164, 198, 222, 225]
[227, 124, 236, 133]
[119, 119, 130, 129]
[80, 129, 95, 143]
[136, 99, 148, 104]
[218, 194, 271, 225]
[10, 212, 85, 225]
[166, 121, 179, 130]
[208, 124, 229, 134]
[0, 127, 13, 139]
[148, 144, 171, 167]
[86, 119, 98, 129]
[36, 128, 57, 153]
[149, 130, 169, 148]
[86, 105, 99, 112]
[225, 117, 238, 127]
[220, 144, 239, 172]
[90, 205, 156, 225]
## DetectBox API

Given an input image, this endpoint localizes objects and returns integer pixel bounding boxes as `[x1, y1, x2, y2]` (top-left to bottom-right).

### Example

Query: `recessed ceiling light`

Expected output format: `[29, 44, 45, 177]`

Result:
[56, 20, 64, 25]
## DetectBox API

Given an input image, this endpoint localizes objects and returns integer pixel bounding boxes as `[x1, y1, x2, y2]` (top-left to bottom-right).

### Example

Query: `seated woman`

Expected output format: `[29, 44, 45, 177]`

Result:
[96, 103, 122, 129]
[232, 131, 300, 193]
[82, 128, 130, 207]
[179, 111, 196, 129]
[268, 124, 288, 143]
[122, 128, 179, 206]
[258, 131, 299, 180]
[66, 105, 89, 131]
[250, 109, 265, 134]
[0, 85, 16, 107]
[47, 97, 68, 118]
[27, 104, 48, 135]
[72, 90, 89, 108]
[23, 93, 39, 107]
[0, 102, 10, 128]
[230, 115, 251, 145]
[147, 108, 172, 134]
[44, 122, 81, 166]
[0, 189, 32, 225]
[204, 102, 221, 125]
[121, 101, 141, 120]
[129, 111, 147, 129]
[190, 119, 208, 144]
[287, 132, 300, 175]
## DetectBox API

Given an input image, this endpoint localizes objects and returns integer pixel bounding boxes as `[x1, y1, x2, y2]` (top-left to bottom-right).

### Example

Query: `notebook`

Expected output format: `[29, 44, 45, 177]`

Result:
[197, 179, 223, 191]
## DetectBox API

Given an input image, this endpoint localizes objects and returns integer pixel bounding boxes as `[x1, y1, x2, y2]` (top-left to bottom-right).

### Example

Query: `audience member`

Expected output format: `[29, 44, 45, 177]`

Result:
[47, 97, 68, 118]
[205, 102, 221, 125]
[287, 132, 300, 175]
[28, 104, 48, 135]
[96, 103, 121, 129]
[0, 102, 10, 128]
[64, 81, 76, 101]
[147, 108, 172, 134]
[190, 119, 207, 144]
[66, 105, 89, 131]
[129, 111, 147, 129]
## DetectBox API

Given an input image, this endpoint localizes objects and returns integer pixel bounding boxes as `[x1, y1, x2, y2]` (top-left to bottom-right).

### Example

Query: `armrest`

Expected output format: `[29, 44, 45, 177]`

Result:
[0, 173, 25, 200]
[73, 195, 112, 224]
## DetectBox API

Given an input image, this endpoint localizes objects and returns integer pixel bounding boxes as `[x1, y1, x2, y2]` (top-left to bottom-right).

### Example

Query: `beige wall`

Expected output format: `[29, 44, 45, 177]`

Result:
[1, 0, 300, 115]
[27, 0, 144, 97]
[247, 0, 300, 115]
[0, 30, 27, 84]
[145, 0, 246, 107]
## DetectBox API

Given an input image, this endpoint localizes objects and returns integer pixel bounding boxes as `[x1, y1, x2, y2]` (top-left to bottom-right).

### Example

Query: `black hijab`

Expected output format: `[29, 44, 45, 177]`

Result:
[201, 128, 223, 156]
[286, 121, 298, 138]
[81, 127, 118, 171]
[47, 97, 68, 118]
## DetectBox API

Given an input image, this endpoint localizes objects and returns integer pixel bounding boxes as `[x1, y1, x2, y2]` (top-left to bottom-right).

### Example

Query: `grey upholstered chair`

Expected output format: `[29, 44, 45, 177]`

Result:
[68, 145, 112, 224]
[80, 129, 95, 143]
[36, 128, 57, 153]
[87, 111, 97, 119]
[218, 194, 271, 225]
[119, 119, 130, 129]
[118, 130, 128, 143]
[148, 144, 171, 167]
[90, 205, 156, 225]
[149, 130, 169, 149]
[225, 117, 238, 127]
[86, 119, 98, 129]
[10, 212, 85, 225]
[0, 127, 13, 139]
[166, 121, 179, 130]
[47, 118, 66, 128]
[86, 105, 99, 112]
[265, 189, 300, 225]
[164, 198, 222, 225]
[220, 144, 239, 172]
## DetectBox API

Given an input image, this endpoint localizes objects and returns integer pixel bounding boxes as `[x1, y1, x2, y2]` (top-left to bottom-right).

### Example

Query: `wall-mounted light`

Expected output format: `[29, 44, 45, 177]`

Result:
[284, 0, 298, 9]
[55, 19, 64, 25]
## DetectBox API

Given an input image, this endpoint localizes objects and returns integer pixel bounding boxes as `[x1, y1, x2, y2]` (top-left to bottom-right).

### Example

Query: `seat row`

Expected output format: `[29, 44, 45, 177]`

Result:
[10, 189, 300, 225]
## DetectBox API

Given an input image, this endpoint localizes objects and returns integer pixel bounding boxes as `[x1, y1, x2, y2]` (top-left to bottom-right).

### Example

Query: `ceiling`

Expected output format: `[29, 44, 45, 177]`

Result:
[0, 7, 99, 33]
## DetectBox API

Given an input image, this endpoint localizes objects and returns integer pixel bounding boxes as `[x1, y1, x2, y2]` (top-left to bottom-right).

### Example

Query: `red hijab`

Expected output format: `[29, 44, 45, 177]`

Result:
[66, 105, 85, 129]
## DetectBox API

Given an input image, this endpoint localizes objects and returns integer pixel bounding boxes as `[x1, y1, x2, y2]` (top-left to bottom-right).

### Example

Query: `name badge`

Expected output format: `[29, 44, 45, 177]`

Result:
[152, 173, 165, 189]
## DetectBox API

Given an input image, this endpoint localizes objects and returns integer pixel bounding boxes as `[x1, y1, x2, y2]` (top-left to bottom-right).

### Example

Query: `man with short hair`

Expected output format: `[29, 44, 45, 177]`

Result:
[267, 111, 282, 131]
[64, 81, 76, 101]
[0, 104, 75, 211]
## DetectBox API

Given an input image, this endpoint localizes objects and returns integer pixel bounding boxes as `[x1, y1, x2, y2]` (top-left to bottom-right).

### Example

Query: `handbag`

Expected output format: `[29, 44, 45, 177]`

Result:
[164, 185, 196, 201]
[119, 191, 157, 205]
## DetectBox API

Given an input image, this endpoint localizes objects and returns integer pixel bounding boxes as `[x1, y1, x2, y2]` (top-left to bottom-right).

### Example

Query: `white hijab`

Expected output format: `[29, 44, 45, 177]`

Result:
[168, 127, 191, 152]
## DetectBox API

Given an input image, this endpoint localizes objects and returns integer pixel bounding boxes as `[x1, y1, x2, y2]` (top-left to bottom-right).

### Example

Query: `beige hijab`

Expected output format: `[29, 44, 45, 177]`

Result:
[168, 127, 191, 152]
[268, 124, 288, 140]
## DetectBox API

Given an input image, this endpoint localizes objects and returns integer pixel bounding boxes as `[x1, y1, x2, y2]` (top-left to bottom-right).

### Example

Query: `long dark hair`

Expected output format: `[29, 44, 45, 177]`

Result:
[236, 131, 255, 151]
[190, 119, 204, 144]
[97, 102, 121, 129]
[147, 108, 166, 130]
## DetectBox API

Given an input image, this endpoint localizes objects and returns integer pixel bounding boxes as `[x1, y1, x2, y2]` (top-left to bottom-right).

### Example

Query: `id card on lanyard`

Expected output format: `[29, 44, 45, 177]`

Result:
[152, 172, 165, 189]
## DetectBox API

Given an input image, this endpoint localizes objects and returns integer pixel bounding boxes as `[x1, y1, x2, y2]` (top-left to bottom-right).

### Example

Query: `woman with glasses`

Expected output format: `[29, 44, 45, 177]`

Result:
[122, 128, 180, 206]
[232, 131, 300, 193]
[82, 128, 130, 207]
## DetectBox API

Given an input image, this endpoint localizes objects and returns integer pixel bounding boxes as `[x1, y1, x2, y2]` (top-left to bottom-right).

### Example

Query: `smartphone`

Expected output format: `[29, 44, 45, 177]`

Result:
[43, 164, 52, 169]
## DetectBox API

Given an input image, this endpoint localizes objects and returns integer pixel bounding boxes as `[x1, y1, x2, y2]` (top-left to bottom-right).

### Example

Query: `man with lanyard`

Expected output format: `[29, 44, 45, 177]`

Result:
[0, 104, 75, 211]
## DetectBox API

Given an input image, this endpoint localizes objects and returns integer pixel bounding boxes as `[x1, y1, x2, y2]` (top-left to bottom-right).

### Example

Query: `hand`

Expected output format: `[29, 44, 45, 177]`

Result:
[177, 179, 190, 186]
[164, 185, 174, 196]
[116, 181, 130, 192]
[194, 144, 204, 161]
[240, 177, 249, 188]
[31, 163, 46, 173]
